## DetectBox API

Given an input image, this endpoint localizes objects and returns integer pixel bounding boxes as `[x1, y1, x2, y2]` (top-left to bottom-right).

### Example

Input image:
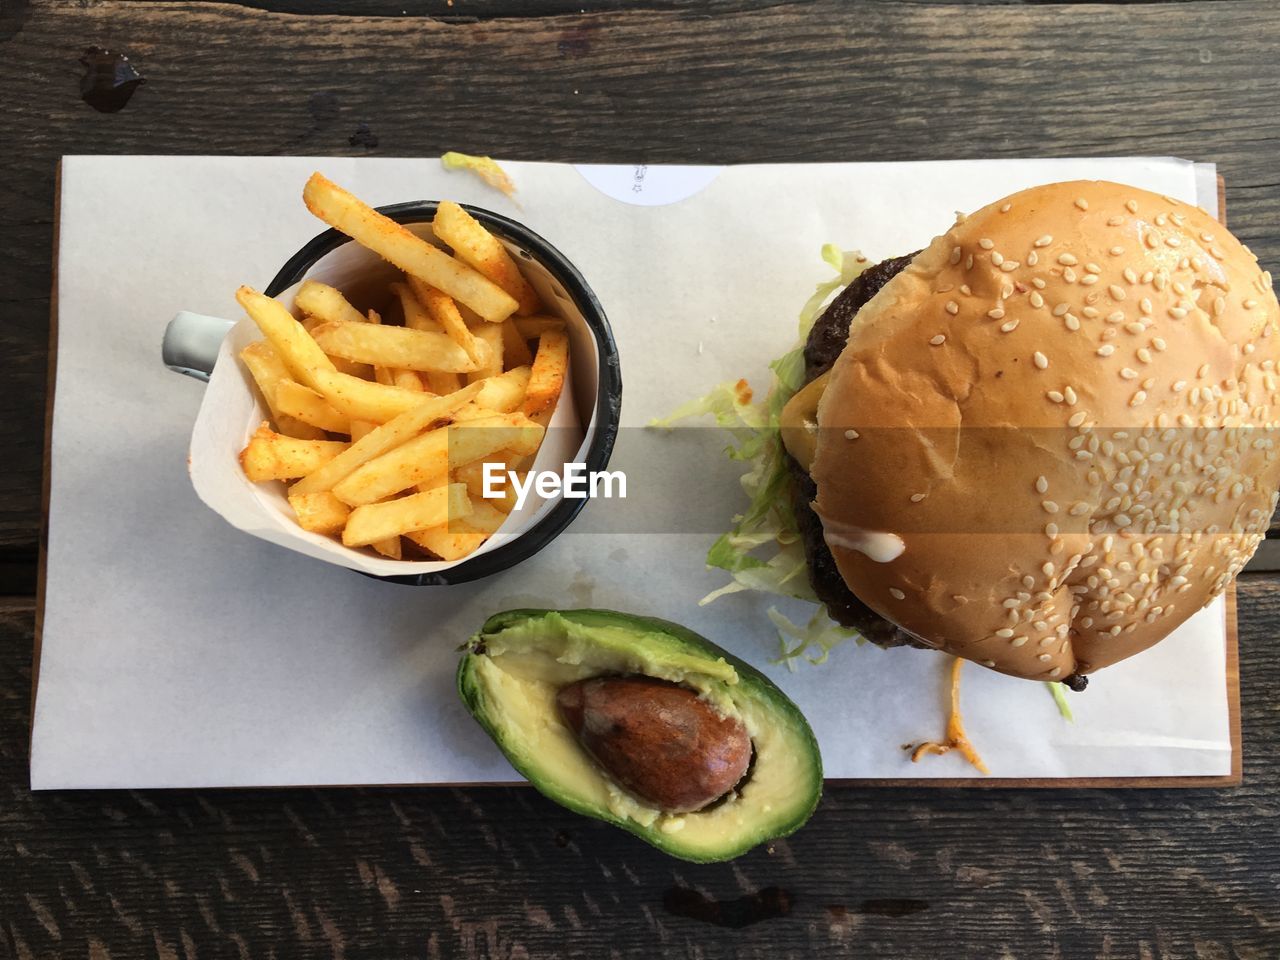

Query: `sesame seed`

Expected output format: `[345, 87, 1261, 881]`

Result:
[1121, 367, 1138, 380]
[1153, 337, 1167, 351]
[1165, 236, 1182, 248]
[1080, 274, 1099, 286]
[987, 307, 1005, 320]
[1173, 380, 1187, 392]
[1001, 319, 1020, 333]
[1245, 298, 1260, 309]
[949, 246, 962, 265]
[1144, 231, 1158, 250]
[979, 238, 995, 250]
[1125, 199, 1139, 214]
[844, 429, 859, 440]
[1169, 306, 1188, 319]
[1086, 263, 1102, 275]
[1000, 203, 1012, 213]
[1011, 636, 1029, 647]
[966, 254, 974, 270]
[1069, 411, 1087, 427]
[1064, 387, 1078, 404]
[1001, 261, 1019, 272]
[890, 588, 905, 600]
[1052, 303, 1070, 317]
[1097, 344, 1116, 357]
[996, 628, 1014, 638]
[1107, 311, 1125, 324]
[1070, 501, 1091, 516]
[1110, 246, 1124, 256]
[1036, 475, 1049, 493]
[930, 334, 947, 345]
[1109, 284, 1127, 301]
[1137, 348, 1152, 364]
[1065, 314, 1081, 331]
[1058, 253, 1079, 266]
[1027, 251, 1039, 267]
[1108, 216, 1125, 227]
[910, 493, 927, 502]
[1030, 292, 1045, 308]
[1124, 322, 1147, 336]
[1038, 653, 1053, 662]
[1075, 198, 1089, 211]
[1045, 522, 1059, 536]
[1198, 363, 1210, 378]
[991, 251, 1004, 266]
[1001, 283, 1014, 299]
[1042, 500, 1060, 514]
[1124, 267, 1139, 284]
[945, 301, 959, 315]
[1047, 390, 1064, 403]
[1034, 351, 1049, 369]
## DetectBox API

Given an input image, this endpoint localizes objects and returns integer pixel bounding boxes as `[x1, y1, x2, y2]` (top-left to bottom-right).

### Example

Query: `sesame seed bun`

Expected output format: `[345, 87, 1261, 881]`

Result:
[811, 180, 1280, 681]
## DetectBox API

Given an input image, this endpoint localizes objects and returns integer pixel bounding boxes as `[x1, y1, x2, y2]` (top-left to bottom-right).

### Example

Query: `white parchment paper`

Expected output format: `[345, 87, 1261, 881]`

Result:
[32, 155, 1231, 789]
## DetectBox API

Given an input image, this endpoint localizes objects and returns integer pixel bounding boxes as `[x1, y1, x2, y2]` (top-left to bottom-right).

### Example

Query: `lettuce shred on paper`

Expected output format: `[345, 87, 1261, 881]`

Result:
[440, 152, 517, 198]
[649, 245, 871, 666]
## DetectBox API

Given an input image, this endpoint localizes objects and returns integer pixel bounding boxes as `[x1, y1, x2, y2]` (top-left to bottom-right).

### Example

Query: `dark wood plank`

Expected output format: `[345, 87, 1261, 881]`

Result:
[3, 579, 1279, 957]
[2, 0, 1280, 561]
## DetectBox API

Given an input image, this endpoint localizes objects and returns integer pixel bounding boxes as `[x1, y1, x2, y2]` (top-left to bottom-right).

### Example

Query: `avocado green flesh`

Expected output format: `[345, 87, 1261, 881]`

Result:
[458, 609, 823, 862]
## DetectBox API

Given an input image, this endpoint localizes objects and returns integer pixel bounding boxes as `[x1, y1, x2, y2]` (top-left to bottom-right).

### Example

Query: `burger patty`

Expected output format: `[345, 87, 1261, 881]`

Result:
[791, 252, 1091, 690]
[792, 252, 924, 649]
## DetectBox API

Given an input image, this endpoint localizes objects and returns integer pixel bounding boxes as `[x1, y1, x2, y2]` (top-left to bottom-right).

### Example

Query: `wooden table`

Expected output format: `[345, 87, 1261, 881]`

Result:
[4, 1, 1280, 956]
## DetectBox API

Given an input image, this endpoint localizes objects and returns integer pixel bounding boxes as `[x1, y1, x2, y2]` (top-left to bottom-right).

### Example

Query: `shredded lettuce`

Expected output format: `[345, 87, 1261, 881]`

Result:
[440, 152, 517, 198]
[648, 245, 871, 664]
[1047, 682, 1075, 722]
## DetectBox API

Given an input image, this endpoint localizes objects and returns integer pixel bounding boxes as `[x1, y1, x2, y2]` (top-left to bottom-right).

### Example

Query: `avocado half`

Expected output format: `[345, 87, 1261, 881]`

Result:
[457, 608, 823, 862]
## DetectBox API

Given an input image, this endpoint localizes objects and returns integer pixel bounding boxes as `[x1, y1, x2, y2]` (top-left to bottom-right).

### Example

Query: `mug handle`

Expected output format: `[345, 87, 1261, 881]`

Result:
[162, 311, 236, 382]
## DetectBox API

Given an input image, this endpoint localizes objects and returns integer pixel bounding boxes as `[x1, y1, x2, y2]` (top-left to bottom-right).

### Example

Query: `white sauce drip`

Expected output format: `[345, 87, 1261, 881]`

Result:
[818, 515, 906, 563]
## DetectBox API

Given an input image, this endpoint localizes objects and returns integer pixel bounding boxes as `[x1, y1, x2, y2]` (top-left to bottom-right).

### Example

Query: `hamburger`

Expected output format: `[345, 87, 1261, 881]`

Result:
[775, 180, 1280, 687]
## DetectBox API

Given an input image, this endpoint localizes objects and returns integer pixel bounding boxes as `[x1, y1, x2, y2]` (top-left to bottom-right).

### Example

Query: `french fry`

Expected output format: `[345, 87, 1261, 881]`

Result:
[275, 379, 351, 434]
[310, 368, 444, 423]
[425, 371, 463, 395]
[432, 200, 540, 316]
[287, 490, 351, 534]
[474, 366, 531, 414]
[240, 424, 348, 482]
[407, 275, 491, 367]
[302, 173, 518, 321]
[513, 316, 565, 340]
[236, 286, 336, 391]
[468, 323, 504, 383]
[501, 319, 534, 368]
[454, 451, 521, 499]
[310, 320, 477, 374]
[520, 329, 569, 416]
[295, 279, 366, 326]
[404, 498, 507, 559]
[342, 483, 472, 547]
[290, 381, 483, 496]
[239, 341, 326, 440]
[404, 526, 487, 562]
[457, 499, 509, 535]
[391, 280, 443, 333]
[349, 419, 376, 442]
[371, 537, 403, 559]
[332, 412, 543, 506]
[392, 369, 425, 392]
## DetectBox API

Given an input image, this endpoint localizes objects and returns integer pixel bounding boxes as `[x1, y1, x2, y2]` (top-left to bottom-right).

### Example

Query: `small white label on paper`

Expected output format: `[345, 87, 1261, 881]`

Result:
[574, 164, 724, 206]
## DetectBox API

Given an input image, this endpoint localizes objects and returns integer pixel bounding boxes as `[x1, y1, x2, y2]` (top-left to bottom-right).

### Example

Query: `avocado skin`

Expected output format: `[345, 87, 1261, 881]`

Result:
[457, 608, 823, 863]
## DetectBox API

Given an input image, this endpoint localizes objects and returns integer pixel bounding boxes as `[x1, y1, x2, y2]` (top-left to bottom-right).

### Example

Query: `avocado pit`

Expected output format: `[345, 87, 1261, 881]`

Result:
[556, 675, 752, 813]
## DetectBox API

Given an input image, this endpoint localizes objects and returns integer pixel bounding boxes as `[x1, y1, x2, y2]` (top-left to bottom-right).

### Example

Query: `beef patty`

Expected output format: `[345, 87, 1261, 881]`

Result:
[792, 252, 922, 649]
[790, 252, 1089, 690]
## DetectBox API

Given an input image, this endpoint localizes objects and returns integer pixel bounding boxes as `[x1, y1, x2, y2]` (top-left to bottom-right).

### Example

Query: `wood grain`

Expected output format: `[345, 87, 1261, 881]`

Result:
[2, 0, 1280, 569]
[4, 579, 1280, 957]
[5, 2, 1280, 956]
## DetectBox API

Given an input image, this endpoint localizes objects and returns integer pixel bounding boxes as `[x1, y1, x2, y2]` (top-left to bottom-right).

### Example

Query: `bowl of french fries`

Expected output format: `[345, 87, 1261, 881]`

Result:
[168, 172, 621, 584]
